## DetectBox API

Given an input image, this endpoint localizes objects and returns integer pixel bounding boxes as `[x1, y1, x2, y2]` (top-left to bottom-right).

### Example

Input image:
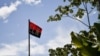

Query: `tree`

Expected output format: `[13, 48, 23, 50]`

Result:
[49, 23, 100, 56]
[47, 0, 100, 56]
[47, 0, 100, 28]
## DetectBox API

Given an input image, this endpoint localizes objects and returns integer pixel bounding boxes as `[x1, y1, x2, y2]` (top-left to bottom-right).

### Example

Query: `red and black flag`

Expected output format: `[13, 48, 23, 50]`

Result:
[29, 20, 42, 38]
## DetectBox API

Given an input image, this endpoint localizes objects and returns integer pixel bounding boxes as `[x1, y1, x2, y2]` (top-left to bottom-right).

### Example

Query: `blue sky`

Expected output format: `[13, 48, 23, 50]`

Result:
[0, 0, 98, 56]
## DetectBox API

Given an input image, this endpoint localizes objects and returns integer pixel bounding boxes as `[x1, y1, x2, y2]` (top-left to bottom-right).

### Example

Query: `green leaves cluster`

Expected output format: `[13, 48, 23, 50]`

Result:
[75, 8, 85, 18]
[49, 44, 77, 56]
[71, 23, 100, 56]
[47, 0, 100, 22]
[48, 0, 100, 56]
[49, 23, 100, 56]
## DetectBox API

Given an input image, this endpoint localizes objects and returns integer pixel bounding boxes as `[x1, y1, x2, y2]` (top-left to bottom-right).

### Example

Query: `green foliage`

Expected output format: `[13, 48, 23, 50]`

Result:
[49, 23, 100, 56]
[48, 0, 100, 56]
[47, 0, 100, 22]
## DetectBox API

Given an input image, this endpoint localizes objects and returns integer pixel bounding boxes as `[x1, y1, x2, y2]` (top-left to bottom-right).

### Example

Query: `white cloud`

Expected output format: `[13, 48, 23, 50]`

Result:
[30, 45, 45, 55]
[0, 0, 42, 22]
[23, 0, 41, 5]
[0, 26, 78, 56]
[0, 44, 19, 56]
[0, 0, 21, 20]
[47, 26, 72, 49]
[0, 39, 45, 56]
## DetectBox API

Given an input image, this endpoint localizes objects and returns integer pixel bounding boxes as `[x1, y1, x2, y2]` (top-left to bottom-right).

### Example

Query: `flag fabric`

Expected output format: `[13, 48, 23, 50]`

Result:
[29, 21, 42, 38]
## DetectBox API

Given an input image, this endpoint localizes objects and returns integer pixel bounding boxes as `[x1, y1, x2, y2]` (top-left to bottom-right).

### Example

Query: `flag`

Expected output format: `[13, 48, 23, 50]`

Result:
[29, 21, 42, 38]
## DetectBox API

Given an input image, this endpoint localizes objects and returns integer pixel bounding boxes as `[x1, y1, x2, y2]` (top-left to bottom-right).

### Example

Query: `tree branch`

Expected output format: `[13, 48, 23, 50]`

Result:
[83, 2, 91, 29]
[65, 15, 89, 27]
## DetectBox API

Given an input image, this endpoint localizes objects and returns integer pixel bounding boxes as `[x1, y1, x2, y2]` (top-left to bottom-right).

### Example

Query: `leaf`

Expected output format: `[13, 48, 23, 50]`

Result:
[55, 6, 62, 12]
[82, 38, 88, 46]
[94, 23, 100, 40]
[98, 45, 100, 51]
[70, 32, 83, 48]
[54, 14, 61, 20]
[80, 31, 88, 37]
[64, 6, 69, 11]
[91, 1, 97, 7]
[84, 0, 89, 3]
[80, 47, 91, 56]
[60, 7, 66, 14]
[77, 34, 88, 46]
[47, 16, 54, 22]
[75, 8, 85, 19]
[79, 15, 82, 18]
[63, 0, 66, 2]
[69, 9, 73, 13]
[98, 14, 100, 19]
[68, 0, 72, 2]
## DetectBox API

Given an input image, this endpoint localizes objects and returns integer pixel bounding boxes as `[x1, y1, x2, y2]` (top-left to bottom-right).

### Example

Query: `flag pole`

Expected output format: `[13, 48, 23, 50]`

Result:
[28, 19, 30, 56]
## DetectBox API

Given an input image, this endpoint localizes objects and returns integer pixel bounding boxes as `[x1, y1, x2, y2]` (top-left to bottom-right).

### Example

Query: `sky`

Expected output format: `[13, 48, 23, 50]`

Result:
[0, 0, 98, 56]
